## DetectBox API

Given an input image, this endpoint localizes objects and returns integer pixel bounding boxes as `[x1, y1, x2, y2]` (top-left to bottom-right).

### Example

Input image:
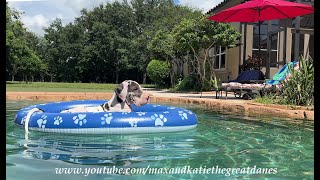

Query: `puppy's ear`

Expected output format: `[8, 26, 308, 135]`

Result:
[115, 81, 129, 102]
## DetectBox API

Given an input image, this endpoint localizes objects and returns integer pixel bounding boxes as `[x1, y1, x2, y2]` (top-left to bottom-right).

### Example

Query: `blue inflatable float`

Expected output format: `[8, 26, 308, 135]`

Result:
[14, 100, 198, 134]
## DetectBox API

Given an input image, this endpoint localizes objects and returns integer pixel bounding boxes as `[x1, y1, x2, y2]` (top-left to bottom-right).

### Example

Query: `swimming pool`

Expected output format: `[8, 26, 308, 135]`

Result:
[6, 100, 314, 179]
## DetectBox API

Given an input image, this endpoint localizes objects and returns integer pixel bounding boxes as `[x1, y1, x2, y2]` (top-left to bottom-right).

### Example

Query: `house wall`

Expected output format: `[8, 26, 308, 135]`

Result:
[190, 22, 313, 82]
[246, 25, 254, 60]
[206, 0, 313, 82]
[224, 22, 286, 80]
[214, 22, 242, 81]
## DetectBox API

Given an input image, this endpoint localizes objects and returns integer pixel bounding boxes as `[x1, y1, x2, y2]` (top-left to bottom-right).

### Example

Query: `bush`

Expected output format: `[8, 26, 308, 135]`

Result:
[175, 75, 196, 91]
[279, 57, 314, 106]
[174, 74, 212, 91]
[146, 59, 170, 87]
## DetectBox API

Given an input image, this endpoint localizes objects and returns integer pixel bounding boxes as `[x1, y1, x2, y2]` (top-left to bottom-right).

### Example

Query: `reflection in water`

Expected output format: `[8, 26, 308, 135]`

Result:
[20, 131, 202, 166]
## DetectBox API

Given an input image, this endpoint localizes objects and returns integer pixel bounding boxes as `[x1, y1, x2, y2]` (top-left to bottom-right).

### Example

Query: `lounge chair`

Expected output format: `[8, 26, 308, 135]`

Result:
[227, 69, 265, 83]
[214, 69, 265, 99]
[215, 61, 299, 99]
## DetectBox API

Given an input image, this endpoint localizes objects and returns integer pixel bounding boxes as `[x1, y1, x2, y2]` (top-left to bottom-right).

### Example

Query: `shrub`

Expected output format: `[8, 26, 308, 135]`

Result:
[175, 74, 196, 91]
[146, 59, 170, 87]
[279, 57, 314, 106]
[174, 74, 212, 91]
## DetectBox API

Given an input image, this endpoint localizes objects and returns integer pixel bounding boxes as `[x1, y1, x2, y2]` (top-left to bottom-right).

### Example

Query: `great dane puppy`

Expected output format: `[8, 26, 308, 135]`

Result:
[61, 80, 150, 113]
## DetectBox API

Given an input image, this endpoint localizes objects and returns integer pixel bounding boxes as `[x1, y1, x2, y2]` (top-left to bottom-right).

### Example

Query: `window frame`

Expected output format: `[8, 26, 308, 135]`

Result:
[211, 46, 226, 70]
[252, 21, 280, 67]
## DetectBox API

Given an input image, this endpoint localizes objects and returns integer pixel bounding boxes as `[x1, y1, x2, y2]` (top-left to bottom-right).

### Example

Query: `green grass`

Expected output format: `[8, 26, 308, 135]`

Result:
[6, 81, 156, 92]
[254, 96, 277, 104]
[254, 93, 282, 105]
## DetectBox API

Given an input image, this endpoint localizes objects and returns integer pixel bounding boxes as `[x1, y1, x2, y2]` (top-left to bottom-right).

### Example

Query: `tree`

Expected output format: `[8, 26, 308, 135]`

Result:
[19, 49, 43, 82]
[26, 0, 222, 85]
[148, 30, 177, 86]
[6, 3, 25, 81]
[6, 3, 46, 82]
[172, 16, 241, 90]
[44, 18, 66, 82]
[148, 4, 201, 87]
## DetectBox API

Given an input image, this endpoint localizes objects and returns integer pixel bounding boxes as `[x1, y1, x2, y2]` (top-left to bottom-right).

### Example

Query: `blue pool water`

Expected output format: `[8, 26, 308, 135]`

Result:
[6, 100, 314, 180]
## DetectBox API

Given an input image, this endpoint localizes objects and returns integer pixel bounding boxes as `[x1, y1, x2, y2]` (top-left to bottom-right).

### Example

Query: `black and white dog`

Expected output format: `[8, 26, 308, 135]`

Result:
[61, 80, 150, 113]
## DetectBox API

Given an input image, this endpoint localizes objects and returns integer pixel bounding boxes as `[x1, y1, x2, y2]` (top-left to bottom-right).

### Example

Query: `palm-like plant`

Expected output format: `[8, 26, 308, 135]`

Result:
[280, 57, 314, 106]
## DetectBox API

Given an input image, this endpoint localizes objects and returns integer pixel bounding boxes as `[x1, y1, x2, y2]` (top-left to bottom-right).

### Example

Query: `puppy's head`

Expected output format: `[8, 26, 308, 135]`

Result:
[115, 80, 150, 106]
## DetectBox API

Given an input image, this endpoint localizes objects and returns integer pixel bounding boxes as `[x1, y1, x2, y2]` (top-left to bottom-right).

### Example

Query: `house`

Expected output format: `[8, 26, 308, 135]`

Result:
[201, 0, 314, 81]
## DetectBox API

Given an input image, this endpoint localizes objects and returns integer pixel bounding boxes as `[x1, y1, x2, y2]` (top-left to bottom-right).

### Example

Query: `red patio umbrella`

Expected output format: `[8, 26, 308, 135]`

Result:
[208, 0, 314, 69]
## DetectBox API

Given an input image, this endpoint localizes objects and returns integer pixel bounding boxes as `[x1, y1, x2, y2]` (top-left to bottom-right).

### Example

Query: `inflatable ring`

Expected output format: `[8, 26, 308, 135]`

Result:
[14, 100, 198, 134]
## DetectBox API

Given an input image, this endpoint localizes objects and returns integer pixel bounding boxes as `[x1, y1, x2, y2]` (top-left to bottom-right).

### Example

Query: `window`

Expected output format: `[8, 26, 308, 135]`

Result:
[252, 20, 279, 67]
[291, 33, 313, 60]
[291, 14, 313, 29]
[211, 46, 226, 69]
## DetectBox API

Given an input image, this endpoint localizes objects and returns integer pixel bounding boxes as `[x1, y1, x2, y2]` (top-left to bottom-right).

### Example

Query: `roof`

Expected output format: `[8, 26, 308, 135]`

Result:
[206, 0, 245, 15]
[206, 0, 229, 15]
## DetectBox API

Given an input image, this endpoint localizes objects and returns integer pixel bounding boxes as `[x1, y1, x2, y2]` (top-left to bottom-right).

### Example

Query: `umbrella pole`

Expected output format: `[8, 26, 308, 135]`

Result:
[258, 20, 261, 70]
[258, 9, 261, 70]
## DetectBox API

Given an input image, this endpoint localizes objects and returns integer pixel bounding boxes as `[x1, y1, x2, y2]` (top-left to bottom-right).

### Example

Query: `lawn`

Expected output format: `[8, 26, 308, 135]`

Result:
[6, 81, 156, 92]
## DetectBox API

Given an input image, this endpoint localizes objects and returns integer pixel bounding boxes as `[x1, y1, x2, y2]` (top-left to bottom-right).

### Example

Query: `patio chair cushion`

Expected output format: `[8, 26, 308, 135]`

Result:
[229, 69, 265, 83]
[266, 61, 298, 85]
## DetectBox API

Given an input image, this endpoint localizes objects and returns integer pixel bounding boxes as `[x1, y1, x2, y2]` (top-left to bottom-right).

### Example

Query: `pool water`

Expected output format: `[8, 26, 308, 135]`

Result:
[6, 100, 314, 180]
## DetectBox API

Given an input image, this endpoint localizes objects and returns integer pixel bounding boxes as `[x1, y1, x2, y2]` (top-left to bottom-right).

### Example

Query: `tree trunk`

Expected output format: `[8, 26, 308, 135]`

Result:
[25, 74, 29, 84]
[11, 74, 15, 82]
[115, 65, 119, 84]
[170, 61, 175, 87]
[136, 73, 139, 82]
[203, 50, 207, 81]
[31, 75, 34, 82]
[143, 72, 147, 84]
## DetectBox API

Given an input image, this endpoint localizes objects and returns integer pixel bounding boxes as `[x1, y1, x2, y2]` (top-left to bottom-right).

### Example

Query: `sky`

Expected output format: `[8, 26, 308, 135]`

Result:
[7, 0, 224, 36]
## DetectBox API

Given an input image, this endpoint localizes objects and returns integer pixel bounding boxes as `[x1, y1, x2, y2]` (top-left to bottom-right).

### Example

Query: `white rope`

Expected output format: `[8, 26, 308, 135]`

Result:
[24, 108, 43, 135]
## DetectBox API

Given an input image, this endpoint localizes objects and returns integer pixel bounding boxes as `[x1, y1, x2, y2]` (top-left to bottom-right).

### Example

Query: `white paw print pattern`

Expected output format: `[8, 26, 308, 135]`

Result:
[152, 105, 161, 107]
[178, 111, 188, 120]
[185, 110, 193, 115]
[50, 154, 60, 160]
[129, 119, 138, 127]
[167, 106, 176, 109]
[53, 116, 63, 125]
[101, 113, 113, 125]
[37, 115, 47, 128]
[21, 116, 27, 125]
[73, 114, 87, 126]
[136, 112, 146, 116]
[152, 114, 167, 126]
[35, 152, 44, 159]
[122, 112, 129, 115]
[69, 158, 80, 163]
[163, 111, 170, 114]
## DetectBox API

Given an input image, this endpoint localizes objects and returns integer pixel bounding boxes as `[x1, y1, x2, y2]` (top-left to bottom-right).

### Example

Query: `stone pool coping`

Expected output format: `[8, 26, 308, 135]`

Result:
[6, 91, 314, 120]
